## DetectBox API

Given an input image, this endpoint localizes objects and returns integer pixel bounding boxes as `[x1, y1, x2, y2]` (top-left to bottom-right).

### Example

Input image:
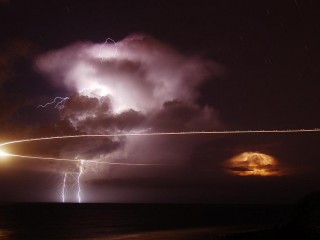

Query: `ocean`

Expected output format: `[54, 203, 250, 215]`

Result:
[0, 203, 294, 239]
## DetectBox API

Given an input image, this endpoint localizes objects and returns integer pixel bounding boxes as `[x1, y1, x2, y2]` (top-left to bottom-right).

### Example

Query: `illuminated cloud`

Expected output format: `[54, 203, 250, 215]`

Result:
[36, 34, 222, 114]
[30, 34, 224, 184]
[225, 152, 284, 176]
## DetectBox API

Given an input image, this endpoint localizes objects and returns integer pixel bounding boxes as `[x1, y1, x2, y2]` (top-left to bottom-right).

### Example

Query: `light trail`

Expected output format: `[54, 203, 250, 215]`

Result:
[0, 129, 319, 165]
[2, 152, 161, 166]
[0, 151, 10, 157]
[1, 129, 320, 148]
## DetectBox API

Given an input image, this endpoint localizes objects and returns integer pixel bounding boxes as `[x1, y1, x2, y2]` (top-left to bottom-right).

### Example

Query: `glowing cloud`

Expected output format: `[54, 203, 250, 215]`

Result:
[225, 152, 284, 176]
[36, 34, 221, 114]
[34, 34, 223, 171]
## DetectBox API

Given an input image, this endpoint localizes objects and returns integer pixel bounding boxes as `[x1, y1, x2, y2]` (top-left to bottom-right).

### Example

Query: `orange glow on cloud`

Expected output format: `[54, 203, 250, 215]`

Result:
[225, 152, 284, 176]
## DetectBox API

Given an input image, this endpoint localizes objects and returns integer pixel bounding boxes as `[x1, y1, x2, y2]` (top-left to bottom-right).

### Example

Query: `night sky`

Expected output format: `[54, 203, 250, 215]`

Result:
[0, 0, 319, 203]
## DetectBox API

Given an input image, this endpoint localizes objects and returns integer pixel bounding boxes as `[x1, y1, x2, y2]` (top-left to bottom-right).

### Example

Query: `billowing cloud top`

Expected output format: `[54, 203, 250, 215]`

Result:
[36, 34, 221, 114]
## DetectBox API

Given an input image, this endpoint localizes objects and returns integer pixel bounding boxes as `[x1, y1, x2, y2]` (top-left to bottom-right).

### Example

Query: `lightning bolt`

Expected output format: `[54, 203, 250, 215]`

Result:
[61, 173, 67, 202]
[61, 162, 85, 203]
[59, 160, 85, 203]
[77, 160, 84, 203]
[37, 97, 69, 109]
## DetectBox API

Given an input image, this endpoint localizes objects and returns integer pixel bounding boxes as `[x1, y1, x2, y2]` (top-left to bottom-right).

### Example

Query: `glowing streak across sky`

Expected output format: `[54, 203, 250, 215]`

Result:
[3, 152, 161, 166]
[0, 129, 319, 165]
[1, 129, 320, 148]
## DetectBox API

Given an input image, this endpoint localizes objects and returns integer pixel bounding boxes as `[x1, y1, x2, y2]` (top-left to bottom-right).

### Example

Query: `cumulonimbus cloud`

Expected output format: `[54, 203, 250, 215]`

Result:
[36, 34, 222, 114]
[34, 34, 224, 186]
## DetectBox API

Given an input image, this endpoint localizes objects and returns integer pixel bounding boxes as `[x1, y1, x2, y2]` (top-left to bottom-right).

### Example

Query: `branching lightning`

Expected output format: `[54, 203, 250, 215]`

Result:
[37, 97, 69, 109]
[61, 161, 85, 203]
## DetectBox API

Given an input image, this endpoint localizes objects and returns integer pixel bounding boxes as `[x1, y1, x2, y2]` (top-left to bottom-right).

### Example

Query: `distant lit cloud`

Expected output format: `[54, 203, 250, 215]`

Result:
[225, 152, 284, 176]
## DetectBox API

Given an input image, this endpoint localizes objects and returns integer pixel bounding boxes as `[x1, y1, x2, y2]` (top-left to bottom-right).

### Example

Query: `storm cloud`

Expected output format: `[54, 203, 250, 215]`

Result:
[34, 34, 224, 169]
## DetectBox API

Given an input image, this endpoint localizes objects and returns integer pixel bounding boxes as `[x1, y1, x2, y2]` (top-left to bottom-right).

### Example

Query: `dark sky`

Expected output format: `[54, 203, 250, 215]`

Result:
[0, 0, 319, 203]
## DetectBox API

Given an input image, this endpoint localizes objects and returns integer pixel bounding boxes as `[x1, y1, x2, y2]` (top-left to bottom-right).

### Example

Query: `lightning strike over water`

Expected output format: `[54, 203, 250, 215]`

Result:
[61, 164, 86, 203]
[61, 172, 80, 203]
[61, 173, 67, 203]
[37, 97, 69, 109]
[77, 160, 84, 203]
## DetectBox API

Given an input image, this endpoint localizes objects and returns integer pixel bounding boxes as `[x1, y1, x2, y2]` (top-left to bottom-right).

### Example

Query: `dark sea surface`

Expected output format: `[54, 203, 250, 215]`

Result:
[0, 203, 294, 240]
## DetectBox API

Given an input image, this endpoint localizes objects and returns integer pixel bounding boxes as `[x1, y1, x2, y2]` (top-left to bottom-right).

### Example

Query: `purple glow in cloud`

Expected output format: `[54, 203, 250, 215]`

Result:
[36, 34, 222, 114]
[33, 34, 224, 201]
